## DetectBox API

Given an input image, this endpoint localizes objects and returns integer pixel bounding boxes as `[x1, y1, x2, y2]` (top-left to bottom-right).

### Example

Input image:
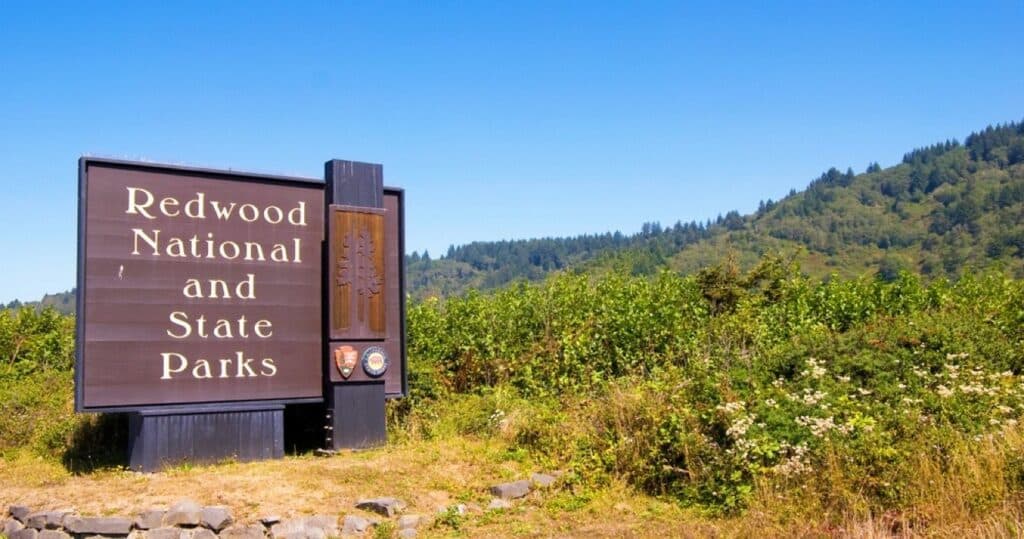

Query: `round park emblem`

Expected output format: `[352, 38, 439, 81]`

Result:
[361, 346, 389, 377]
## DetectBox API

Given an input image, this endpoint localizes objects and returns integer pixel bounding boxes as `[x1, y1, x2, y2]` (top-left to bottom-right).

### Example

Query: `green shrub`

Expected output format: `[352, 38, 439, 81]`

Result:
[404, 259, 1024, 514]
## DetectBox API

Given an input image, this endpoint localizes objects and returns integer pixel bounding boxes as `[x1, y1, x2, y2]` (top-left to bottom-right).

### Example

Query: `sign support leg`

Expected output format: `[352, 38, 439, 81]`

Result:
[127, 404, 284, 472]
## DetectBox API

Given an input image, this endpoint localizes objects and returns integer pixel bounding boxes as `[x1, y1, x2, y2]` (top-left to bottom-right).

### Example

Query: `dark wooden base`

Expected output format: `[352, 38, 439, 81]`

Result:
[327, 382, 386, 449]
[128, 404, 284, 472]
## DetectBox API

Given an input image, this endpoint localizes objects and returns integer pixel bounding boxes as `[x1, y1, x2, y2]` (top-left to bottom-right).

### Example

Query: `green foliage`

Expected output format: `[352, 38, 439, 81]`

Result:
[402, 259, 1024, 514]
[0, 368, 77, 458]
[371, 520, 396, 539]
[434, 505, 466, 531]
[0, 306, 75, 378]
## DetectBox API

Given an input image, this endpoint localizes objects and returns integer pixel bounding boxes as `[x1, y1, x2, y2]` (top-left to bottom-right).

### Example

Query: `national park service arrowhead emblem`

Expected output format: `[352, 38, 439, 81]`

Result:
[334, 345, 359, 379]
[361, 346, 389, 377]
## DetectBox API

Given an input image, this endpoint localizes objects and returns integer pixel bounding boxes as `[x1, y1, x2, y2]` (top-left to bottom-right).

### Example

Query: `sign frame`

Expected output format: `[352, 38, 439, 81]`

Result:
[75, 157, 329, 413]
[380, 186, 408, 399]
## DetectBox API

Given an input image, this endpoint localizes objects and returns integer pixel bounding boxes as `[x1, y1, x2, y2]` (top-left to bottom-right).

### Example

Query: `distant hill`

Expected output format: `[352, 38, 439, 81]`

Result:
[5, 289, 76, 314]
[12, 120, 1024, 306]
[408, 120, 1024, 297]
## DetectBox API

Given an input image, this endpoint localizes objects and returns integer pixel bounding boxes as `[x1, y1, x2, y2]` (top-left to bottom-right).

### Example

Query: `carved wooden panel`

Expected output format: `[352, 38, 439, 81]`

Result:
[330, 205, 386, 340]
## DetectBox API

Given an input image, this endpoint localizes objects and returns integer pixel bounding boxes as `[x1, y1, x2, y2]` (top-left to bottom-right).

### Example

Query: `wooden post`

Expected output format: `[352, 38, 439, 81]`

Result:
[324, 160, 388, 448]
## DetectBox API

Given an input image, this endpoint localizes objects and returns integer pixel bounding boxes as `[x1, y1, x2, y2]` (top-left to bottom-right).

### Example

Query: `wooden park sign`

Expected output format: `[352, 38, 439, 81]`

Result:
[76, 157, 405, 469]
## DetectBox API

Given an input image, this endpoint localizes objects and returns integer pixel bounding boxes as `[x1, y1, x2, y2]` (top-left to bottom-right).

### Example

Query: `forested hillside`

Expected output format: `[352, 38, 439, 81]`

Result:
[7, 120, 1023, 306]
[408, 120, 1024, 298]
[5, 289, 76, 314]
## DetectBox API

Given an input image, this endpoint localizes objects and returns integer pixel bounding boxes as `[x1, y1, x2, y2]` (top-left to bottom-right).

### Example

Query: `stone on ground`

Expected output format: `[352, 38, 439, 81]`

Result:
[162, 500, 202, 528]
[396, 515, 425, 530]
[487, 499, 512, 511]
[143, 527, 189, 539]
[199, 506, 233, 532]
[218, 524, 266, 539]
[64, 516, 133, 535]
[8, 506, 31, 523]
[489, 480, 531, 499]
[135, 509, 166, 530]
[531, 472, 558, 488]
[340, 515, 371, 536]
[354, 498, 407, 518]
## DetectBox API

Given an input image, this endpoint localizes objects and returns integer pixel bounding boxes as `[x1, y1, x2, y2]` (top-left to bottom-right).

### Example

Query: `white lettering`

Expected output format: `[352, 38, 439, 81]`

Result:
[238, 203, 259, 223]
[264, 205, 283, 224]
[184, 192, 206, 219]
[167, 311, 191, 339]
[131, 228, 160, 255]
[126, 187, 156, 219]
[192, 359, 213, 379]
[236, 351, 257, 377]
[260, 358, 277, 376]
[161, 352, 188, 379]
[211, 201, 236, 220]
[289, 201, 307, 226]
[254, 319, 273, 338]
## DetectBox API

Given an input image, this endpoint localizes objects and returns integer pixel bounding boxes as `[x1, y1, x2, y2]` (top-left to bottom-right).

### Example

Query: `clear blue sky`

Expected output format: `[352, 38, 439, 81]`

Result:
[1, 1, 1022, 303]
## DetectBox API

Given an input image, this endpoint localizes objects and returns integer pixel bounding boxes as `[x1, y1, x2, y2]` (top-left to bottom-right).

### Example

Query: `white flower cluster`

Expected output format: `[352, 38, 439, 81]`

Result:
[795, 415, 854, 437]
[772, 442, 810, 477]
[801, 357, 826, 379]
[800, 388, 826, 405]
[717, 401, 746, 415]
[727, 415, 754, 439]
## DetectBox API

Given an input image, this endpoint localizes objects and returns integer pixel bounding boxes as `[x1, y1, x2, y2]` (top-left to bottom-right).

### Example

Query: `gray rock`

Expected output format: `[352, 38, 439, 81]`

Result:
[397, 529, 416, 539]
[531, 473, 557, 488]
[302, 515, 338, 537]
[340, 515, 370, 536]
[487, 499, 512, 511]
[489, 480, 531, 499]
[396, 515, 425, 530]
[64, 516, 133, 535]
[135, 509, 166, 530]
[218, 524, 266, 539]
[268, 519, 306, 539]
[10, 528, 38, 539]
[354, 498, 406, 518]
[26, 512, 70, 531]
[163, 500, 202, 528]
[8, 506, 31, 523]
[143, 527, 188, 539]
[5, 519, 26, 536]
[258, 516, 280, 528]
[199, 507, 233, 532]
[38, 530, 72, 539]
[192, 528, 217, 539]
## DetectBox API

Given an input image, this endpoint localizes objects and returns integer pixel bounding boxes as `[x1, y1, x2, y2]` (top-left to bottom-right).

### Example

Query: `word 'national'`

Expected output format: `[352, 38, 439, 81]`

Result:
[131, 229, 303, 263]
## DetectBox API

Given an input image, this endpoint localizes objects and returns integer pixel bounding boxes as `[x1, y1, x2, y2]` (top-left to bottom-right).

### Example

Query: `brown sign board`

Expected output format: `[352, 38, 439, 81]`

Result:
[76, 158, 325, 411]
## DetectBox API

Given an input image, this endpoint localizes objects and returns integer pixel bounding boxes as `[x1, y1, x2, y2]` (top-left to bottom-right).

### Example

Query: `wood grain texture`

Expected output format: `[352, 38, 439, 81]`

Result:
[329, 206, 386, 339]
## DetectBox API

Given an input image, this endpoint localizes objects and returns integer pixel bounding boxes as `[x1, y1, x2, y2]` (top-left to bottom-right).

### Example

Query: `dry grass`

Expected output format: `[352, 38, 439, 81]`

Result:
[0, 437, 701, 538]
[4, 432, 1024, 538]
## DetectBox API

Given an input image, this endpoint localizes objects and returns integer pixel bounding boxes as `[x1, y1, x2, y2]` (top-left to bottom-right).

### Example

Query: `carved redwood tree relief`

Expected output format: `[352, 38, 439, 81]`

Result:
[330, 206, 386, 339]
